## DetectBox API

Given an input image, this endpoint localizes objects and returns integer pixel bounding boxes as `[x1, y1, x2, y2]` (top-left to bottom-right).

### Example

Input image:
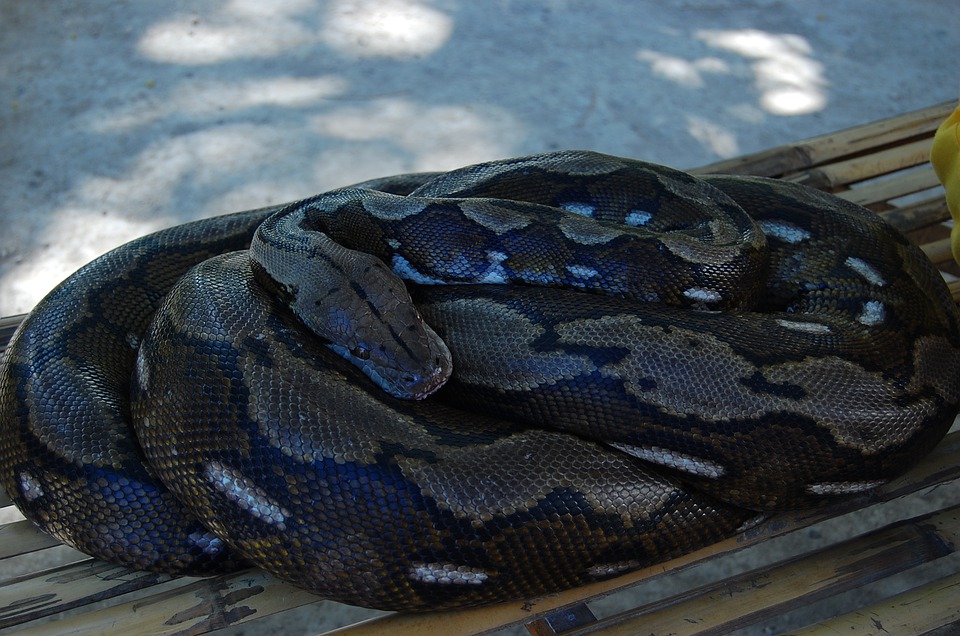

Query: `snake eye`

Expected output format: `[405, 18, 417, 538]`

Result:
[351, 344, 371, 360]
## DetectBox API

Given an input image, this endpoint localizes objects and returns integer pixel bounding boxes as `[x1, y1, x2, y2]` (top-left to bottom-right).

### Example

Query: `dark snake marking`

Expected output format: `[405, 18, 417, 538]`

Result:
[1, 151, 958, 611]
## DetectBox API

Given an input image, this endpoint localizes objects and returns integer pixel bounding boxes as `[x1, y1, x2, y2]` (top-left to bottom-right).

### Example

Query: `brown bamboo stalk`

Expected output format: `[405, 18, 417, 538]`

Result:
[836, 168, 943, 208]
[880, 197, 950, 234]
[921, 237, 954, 265]
[785, 138, 934, 191]
[690, 101, 954, 178]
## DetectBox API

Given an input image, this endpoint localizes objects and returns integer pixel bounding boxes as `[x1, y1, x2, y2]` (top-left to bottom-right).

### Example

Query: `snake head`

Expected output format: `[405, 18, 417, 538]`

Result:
[251, 225, 453, 400]
[317, 256, 454, 399]
[330, 317, 453, 401]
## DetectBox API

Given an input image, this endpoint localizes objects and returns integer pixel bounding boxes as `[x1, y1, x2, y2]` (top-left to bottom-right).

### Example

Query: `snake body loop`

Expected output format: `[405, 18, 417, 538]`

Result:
[1, 151, 958, 610]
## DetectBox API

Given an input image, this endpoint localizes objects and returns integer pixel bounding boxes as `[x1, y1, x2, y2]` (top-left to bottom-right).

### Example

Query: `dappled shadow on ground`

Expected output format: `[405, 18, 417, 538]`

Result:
[0, 0, 951, 313]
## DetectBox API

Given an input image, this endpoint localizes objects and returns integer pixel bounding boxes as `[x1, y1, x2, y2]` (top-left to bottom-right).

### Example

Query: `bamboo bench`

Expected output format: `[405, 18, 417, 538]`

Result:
[1, 101, 958, 635]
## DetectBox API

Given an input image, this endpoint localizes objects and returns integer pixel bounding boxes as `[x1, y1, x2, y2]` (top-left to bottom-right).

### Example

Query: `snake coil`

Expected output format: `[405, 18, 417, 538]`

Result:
[1, 151, 958, 611]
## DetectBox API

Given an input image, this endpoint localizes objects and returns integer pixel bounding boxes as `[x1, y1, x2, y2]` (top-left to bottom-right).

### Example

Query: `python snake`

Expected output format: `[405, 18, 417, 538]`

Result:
[1, 151, 958, 611]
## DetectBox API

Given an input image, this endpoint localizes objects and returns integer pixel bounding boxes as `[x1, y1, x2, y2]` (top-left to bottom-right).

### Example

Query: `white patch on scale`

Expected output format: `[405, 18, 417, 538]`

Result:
[408, 562, 491, 585]
[683, 287, 723, 304]
[806, 480, 886, 496]
[205, 461, 289, 527]
[19, 471, 43, 501]
[845, 257, 886, 287]
[857, 300, 886, 327]
[561, 202, 596, 218]
[610, 443, 725, 479]
[626, 210, 653, 227]
[567, 264, 600, 279]
[391, 254, 446, 284]
[775, 319, 832, 334]
[757, 219, 811, 244]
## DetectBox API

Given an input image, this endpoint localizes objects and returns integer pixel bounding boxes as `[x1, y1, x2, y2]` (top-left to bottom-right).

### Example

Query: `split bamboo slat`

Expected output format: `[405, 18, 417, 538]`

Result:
[0, 101, 958, 635]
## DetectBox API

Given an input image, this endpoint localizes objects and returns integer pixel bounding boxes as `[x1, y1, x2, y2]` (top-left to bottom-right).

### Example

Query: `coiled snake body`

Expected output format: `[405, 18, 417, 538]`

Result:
[1, 151, 958, 611]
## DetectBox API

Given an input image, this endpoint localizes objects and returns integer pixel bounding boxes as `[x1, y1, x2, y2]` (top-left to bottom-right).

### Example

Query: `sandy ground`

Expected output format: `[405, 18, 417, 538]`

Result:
[1, 1, 959, 633]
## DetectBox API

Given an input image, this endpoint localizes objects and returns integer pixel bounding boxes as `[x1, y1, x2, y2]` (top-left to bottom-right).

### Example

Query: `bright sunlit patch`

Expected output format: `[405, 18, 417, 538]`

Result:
[90, 76, 347, 132]
[322, 0, 453, 58]
[762, 88, 824, 116]
[139, 15, 313, 64]
[636, 50, 729, 89]
[686, 114, 740, 157]
[697, 29, 827, 116]
[309, 97, 523, 169]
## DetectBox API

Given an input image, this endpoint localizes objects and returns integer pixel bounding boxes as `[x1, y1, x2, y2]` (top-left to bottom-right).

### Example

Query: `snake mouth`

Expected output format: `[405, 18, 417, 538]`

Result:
[404, 339, 454, 400]
[410, 358, 454, 400]
[333, 334, 454, 401]
[371, 363, 450, 401]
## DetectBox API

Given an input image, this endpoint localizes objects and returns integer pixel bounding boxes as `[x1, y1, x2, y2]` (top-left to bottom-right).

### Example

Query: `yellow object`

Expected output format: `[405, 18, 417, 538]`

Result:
[931, 103, 960, 264]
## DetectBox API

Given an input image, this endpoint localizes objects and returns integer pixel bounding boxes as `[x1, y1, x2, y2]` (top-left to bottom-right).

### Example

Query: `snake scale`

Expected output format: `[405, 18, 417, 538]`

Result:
[1, 151, 959, 611]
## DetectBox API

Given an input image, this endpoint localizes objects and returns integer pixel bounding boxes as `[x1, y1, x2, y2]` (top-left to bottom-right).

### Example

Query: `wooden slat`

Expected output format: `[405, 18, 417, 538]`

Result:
[948, 280, 960, 303]
[785, 138, 934, 191]
[525, 604, 599, 636]
[537, 505, 960, 636]
[921, 237, 954, 265]
[10, 568, 321, 636]
[0, 314, 25, 357]
[836, 167, 944, 208]
[788, 570, 960, 636]
[0, 520, 60, 559]
[880, 196, 950, 234]
[690, 101, 955, 178]
[0, 559, 176, 630]
[2, 316, 25, 512]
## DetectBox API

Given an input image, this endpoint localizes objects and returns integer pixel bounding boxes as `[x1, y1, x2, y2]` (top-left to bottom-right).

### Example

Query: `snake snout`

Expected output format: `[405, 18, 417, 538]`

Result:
[399, 333, 454, 400]
[352, 318, 453, 401]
